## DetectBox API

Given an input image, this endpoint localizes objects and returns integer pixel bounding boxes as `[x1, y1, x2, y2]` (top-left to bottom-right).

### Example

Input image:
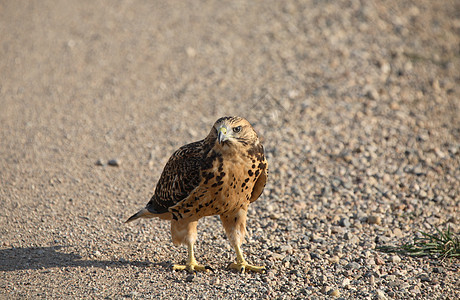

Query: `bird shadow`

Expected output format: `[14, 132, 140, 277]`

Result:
[0, 246, 165, 272]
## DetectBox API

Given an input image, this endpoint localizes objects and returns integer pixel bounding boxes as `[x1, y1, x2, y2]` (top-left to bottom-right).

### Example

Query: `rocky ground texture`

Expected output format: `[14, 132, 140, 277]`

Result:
[1, 0, 459, 299]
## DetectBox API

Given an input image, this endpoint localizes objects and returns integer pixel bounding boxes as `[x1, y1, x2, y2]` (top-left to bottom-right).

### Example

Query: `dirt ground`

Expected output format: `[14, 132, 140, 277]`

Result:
[1, 0, 459, 299]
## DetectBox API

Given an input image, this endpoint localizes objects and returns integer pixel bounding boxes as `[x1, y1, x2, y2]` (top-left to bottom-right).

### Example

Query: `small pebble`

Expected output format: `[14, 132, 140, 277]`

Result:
[390, 255, 401, 264]
[367, 215, 382, 225]
[280, 245, 293, 253]
[345, 262, 361, 270]
[364, 85, 379, 100]
[186, 47, 196, 58]
[418, 274, 430, 282]
[95, 159, 105, 166]
[370, 275, 375, 286]
[330, 289, 340, 297]
[329, 256, 340, 264]
[321, 286, 332, 295]
[339, 217, 351, 227]
[393, 228, 404, 238]
[108, 158, 121, 167]
[375, 256, 385, 265]
[375, 289, 387, 300]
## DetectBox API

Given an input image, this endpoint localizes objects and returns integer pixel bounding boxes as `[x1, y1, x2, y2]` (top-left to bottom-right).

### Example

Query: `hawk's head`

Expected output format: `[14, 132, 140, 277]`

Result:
[208, 116, 260, 149]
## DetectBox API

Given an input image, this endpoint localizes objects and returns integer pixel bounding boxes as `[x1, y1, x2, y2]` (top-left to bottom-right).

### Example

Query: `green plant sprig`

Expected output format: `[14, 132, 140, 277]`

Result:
[377, 226, 460, 260]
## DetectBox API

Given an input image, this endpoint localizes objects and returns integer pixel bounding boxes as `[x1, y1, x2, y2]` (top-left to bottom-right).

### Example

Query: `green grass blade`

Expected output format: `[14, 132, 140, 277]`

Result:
[377, 227, 460, 260]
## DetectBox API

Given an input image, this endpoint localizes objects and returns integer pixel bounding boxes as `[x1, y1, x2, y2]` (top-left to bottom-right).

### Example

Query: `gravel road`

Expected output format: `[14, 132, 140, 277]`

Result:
[1, 0, 459, 299]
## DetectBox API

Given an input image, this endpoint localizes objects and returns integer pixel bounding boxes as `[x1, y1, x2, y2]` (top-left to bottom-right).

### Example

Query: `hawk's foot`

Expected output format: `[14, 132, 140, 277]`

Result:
[228, 262, 265, 274]
[173, 243, 212, 273]
[172, 262, 211, 273]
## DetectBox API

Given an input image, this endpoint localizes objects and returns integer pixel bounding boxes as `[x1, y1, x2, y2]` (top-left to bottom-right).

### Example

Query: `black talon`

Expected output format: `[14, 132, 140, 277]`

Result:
[205, 266, 214, 272]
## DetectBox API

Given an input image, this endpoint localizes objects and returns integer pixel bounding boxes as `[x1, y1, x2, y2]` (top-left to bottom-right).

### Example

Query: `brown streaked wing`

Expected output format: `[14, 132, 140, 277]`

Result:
[146, 140, 204, 213]
[249, 163, 267, 203]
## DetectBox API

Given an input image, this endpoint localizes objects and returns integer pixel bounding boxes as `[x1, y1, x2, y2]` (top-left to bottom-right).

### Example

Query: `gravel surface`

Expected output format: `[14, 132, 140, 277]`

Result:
[1, 0, 459, 299]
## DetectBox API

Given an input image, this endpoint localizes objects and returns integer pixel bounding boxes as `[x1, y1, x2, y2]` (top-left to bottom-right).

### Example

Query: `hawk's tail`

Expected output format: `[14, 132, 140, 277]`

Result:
[125, 208, 156, 223]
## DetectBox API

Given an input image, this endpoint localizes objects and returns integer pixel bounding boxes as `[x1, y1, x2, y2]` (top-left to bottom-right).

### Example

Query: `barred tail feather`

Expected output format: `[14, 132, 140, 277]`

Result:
[125, 208, 156, 223]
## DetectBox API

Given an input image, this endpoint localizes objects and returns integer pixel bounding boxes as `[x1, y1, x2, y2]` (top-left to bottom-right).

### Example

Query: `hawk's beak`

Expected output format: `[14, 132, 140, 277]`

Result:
[217, 125, 229, 144]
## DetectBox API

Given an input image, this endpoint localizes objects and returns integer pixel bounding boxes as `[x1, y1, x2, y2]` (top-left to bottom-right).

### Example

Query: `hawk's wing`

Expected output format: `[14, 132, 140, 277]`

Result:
[146, 141, 205, 213]
[249, 158, 267, 203]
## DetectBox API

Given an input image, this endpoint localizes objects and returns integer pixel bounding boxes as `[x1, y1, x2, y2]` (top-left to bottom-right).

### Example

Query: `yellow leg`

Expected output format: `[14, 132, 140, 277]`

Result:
[228, 244, 265, 273]
[172, 243, 210, 273]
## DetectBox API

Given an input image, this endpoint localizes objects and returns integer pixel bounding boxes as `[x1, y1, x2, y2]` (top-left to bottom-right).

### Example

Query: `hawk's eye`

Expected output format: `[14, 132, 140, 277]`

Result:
[233, 126, 242, 133]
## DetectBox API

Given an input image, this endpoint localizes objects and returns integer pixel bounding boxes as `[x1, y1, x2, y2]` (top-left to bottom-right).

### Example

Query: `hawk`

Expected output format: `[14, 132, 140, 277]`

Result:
[126, 116, 267, 273]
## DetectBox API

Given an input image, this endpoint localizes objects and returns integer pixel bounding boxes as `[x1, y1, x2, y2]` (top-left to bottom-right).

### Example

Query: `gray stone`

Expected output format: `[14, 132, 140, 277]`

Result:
[339, 217, 351, 228]
[108, 158, 121, 167]
[345, 262, 361, 270]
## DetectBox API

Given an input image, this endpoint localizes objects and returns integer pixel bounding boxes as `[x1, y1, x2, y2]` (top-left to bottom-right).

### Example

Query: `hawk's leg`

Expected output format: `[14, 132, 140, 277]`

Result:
[220, 207, 265, 274]
[171, 220, 209, 273]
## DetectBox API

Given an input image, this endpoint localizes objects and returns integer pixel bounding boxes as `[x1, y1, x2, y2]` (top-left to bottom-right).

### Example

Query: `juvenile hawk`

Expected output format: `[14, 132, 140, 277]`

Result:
[126, 116, 267, 273]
